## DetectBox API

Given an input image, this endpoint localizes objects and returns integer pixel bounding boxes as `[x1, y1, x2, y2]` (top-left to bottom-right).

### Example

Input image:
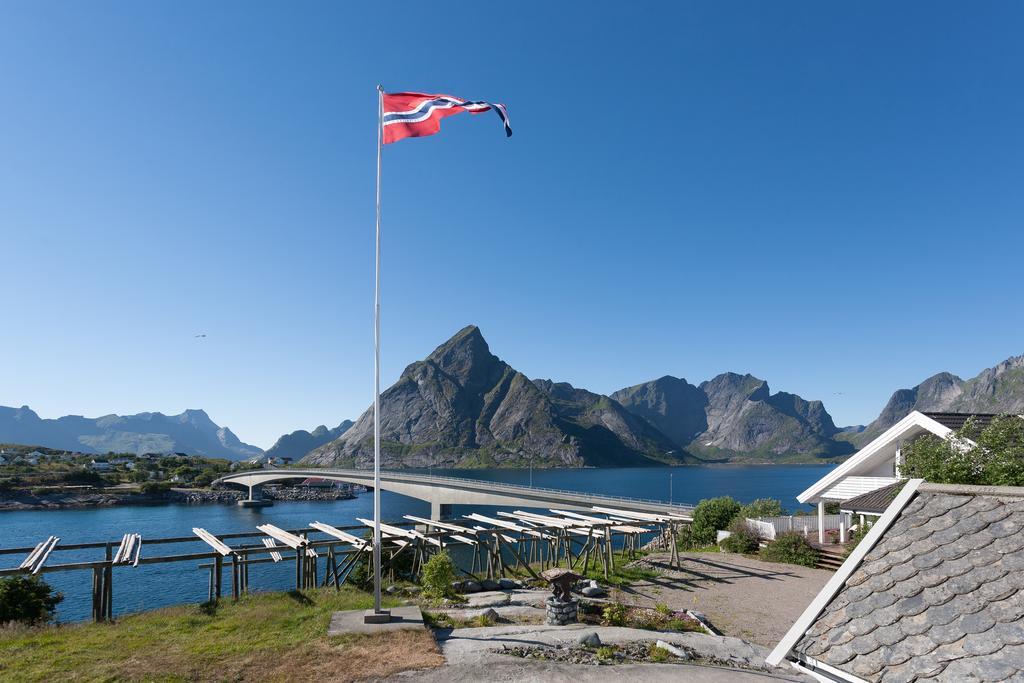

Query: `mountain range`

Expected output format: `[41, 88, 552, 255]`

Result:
[302, 326, 693, 469]
[611, 373, 852, 463]
[4, 327, 1022, 467]
[0, 406, 262, 460]
[851, 354, 1024, 446]
[264, 421, 353, 460]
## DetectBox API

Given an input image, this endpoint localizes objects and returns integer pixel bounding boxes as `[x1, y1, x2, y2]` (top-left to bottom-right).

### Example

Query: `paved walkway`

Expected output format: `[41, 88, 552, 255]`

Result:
[616, 551, 832, 646]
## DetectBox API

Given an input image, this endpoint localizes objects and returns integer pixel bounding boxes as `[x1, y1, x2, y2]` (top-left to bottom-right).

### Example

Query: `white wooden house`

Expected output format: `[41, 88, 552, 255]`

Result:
[795, 411, 996, 542]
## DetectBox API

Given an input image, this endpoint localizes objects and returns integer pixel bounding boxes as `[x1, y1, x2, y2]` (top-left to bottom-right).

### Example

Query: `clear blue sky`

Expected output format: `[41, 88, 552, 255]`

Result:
[2, 2, 1022, 448]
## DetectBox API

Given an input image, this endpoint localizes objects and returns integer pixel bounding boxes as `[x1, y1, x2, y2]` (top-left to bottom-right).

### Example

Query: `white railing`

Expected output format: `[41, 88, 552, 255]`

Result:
[748, 514, 846, 535]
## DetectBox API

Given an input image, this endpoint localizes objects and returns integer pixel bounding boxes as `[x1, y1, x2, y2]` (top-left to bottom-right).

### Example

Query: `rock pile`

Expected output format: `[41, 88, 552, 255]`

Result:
[545, 596, 579, 626]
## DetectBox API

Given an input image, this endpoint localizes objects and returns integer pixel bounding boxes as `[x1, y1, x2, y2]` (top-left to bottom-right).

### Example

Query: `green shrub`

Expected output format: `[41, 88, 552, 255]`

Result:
[648, 643, 671, 662]
[602, 603, 629, 626]
[719, 520, 761, 554]
[420, 551, 458, 600]
[667, 618, 704, 632]
[139, 481, 172, 495]
[687, 496, 741, 547]
[0, 576, 63, 624]
[738, 498, 784, 519]
[596, 645, 618, 662]
[761, 532, 819, 568]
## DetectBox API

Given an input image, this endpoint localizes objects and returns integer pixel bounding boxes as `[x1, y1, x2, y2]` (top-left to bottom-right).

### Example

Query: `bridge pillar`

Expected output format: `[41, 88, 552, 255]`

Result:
[430, 501, 453, 521]
[237, 484, 273, 508]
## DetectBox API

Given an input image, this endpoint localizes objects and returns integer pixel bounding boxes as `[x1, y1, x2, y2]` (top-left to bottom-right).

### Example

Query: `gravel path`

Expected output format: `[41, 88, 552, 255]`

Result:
[615, 551, 832, 646]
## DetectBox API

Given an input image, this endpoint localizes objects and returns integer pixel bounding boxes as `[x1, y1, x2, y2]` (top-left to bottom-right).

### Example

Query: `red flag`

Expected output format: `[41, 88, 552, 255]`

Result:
[382, 92, 511, 144]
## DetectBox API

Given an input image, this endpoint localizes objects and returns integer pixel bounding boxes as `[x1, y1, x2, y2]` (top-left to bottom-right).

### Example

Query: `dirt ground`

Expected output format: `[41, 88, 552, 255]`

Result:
[614, 551, 832, 646]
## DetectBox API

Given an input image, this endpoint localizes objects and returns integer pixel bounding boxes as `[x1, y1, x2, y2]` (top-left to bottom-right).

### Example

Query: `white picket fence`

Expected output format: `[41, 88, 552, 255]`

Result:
[748, 514, 847, 536]
[744, 519, 778, 541]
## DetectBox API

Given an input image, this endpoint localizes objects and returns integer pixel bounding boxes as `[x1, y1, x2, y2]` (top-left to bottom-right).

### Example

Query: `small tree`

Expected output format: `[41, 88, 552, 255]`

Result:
[687, 496, 741, 547]
[903, 415, 1024, 486]
[420, 551, 458, 600]
[0, 576, 63, 624]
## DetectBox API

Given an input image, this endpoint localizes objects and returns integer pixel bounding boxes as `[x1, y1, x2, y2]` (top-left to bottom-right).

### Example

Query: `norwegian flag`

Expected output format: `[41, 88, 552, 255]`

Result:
[382, 92, 511, 144]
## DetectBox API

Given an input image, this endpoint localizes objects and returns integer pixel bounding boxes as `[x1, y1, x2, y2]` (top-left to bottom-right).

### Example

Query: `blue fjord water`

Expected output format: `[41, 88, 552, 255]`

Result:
[1, 465, 832, 622]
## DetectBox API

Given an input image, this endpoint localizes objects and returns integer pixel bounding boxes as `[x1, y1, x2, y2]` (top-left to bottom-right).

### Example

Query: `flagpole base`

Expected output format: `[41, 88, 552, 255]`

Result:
[363, 609, 392, 624]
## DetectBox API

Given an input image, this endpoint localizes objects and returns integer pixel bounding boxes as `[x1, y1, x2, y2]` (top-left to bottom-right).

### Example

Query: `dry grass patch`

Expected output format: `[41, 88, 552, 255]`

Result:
[0, 588, 443, 682]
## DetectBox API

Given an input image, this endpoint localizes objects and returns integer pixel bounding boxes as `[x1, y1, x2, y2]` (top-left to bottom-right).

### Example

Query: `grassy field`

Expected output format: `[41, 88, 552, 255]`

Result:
[0, 588, 442, 682]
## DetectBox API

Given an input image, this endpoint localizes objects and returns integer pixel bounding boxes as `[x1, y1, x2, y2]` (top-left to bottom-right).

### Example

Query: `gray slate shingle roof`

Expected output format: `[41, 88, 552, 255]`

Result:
[922, 412, 999, 432]
[841, 482, 904, 515]
[794, 484, 1024, 682]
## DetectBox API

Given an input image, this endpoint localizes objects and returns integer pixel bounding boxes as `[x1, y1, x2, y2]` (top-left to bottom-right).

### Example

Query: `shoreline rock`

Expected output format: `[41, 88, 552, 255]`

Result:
[0, 486, 356, 512]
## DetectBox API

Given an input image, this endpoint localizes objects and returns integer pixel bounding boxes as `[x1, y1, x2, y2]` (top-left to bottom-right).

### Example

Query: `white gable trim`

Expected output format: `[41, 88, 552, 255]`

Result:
[766, 478, 924, 668]
[796, 412, 950, 504]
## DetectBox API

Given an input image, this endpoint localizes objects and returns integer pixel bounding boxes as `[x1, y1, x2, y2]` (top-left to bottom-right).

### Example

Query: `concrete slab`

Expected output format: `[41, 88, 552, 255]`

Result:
[328, 605, 425, 635]
[431, 623, 808, 679]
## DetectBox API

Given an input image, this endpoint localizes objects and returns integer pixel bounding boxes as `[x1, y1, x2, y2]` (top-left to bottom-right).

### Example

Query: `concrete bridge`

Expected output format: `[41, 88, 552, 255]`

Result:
[213, 468, 694, 520]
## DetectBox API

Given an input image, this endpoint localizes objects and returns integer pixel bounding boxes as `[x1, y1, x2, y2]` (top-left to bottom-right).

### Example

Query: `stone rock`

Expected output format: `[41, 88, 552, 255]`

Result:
[498, 578, 519, 589]
[463, 580, 482, 593]
[451, 581, 464, 592]
[578, 631, 602, 647]
[385, 585, 398, 594]
[480, 579, 501, 591]
[465, 591, 511, 608]
[479, 608, 500, 621]
[588, 579, 599, 589]
[581, 586, 606, 597]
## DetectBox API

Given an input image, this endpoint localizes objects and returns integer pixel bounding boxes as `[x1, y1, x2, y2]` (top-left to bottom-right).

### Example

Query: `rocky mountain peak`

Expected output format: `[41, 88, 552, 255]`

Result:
[302, 326, 693, 469]
[855, 353, 1024, 446]
[615, 371, 849, 461]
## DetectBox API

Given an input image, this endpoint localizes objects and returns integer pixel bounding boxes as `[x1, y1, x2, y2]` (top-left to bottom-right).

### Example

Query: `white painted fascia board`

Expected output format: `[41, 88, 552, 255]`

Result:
[789, 656, 870, 683]
[766, 478, 924, 668]
[796, 412, 948, 504]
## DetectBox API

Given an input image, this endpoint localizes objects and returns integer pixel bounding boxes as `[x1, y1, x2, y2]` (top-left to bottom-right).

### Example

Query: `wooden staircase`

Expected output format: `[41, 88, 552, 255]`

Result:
[815, 545, 847, 571]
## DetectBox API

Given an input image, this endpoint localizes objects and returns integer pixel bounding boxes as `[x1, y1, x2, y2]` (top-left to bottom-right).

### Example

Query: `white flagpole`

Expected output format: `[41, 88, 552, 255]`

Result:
[372, 84, 384, 616]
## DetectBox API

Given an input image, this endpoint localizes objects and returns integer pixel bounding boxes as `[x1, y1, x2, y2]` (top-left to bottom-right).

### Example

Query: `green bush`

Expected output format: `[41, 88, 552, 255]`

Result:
[719, 520, 761, 554]
[761, 532, 819, 568]
[420, 551, 458, 600]
[602, 603, 629, 626]
[687, 496, 741, 547]
[139, 481, 172, 495]
[739, 498, 784, 519]
[0, 576, 63, 624]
